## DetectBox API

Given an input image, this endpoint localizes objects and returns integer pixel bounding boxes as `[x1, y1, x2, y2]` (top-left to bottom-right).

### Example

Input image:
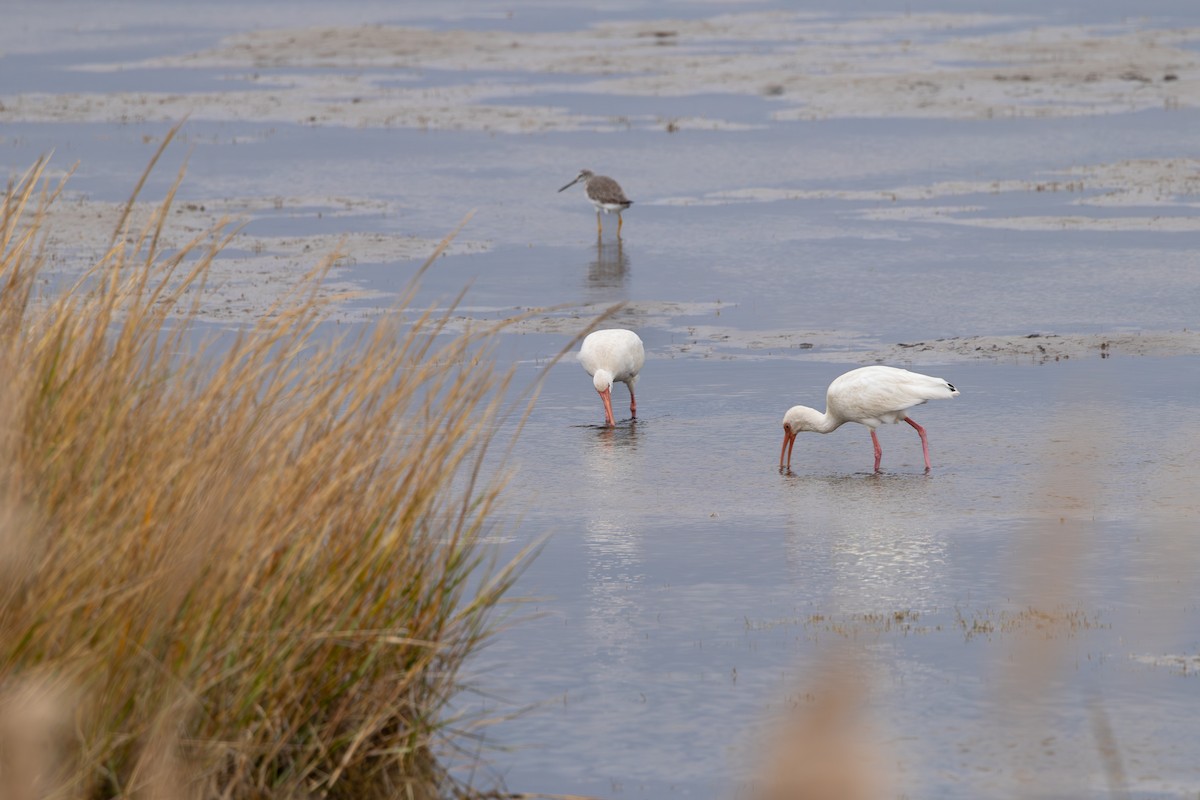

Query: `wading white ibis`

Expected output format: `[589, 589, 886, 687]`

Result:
[780, 365, 959, 473]
[579, 328, 645, 427]
[558, 169, 633, 239]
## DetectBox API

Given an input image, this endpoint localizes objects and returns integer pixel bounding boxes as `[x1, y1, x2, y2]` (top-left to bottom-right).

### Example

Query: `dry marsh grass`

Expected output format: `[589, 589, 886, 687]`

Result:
[0, 131, 536, 799]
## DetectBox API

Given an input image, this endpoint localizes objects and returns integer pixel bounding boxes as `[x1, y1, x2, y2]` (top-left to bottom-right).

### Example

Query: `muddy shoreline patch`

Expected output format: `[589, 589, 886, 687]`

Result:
[656, 157, 1200, 232]
[3, 12, 1198, 132]
[30, 193, 488, 323]
[438, 298, 1200, 363]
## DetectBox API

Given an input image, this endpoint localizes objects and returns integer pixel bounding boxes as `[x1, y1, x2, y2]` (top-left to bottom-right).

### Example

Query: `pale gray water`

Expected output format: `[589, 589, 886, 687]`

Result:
[481, 354, 1200, 799]
[2, 1, 1199, 797]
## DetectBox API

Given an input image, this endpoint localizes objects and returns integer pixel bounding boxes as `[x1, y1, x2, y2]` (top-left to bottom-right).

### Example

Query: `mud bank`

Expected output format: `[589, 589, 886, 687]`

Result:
[440, 298, 1200, 363]
[31, 192, 487, 322]
[3, 12, 1198, 132]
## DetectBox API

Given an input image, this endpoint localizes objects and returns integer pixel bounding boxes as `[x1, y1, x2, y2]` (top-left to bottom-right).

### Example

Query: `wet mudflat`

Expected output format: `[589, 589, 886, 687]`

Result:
[2, 0, 1199, 797]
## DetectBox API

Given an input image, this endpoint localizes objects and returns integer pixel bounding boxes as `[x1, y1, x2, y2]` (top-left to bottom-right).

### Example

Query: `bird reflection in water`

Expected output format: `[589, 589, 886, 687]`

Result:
[593, 418, 639, 450]
[587, 240, 630, 290]
[582, 419, 644, 661]
[780, 474, 946, 616]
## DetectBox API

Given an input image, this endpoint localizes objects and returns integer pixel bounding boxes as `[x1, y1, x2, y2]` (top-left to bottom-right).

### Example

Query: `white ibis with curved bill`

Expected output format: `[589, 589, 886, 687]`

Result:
[780, 365, 959, 472]
[579, 328, 645, 427]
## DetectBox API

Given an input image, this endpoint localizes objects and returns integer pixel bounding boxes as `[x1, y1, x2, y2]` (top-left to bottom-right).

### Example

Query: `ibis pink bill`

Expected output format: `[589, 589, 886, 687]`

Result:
[579, 328, 645, 426]
[780, 365, 959, 473]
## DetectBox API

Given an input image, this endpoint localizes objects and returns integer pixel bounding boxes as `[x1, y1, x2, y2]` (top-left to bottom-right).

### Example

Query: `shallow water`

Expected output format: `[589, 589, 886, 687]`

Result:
[3, 1, 1200, 797]
[478, 355, 1200, 799]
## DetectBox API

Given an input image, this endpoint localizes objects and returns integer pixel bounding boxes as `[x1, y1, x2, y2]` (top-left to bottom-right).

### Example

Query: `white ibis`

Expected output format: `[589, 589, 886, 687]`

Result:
[780, 365, 959, 473]
[579, 328, 645, 426]
[558, 169, 633, 239]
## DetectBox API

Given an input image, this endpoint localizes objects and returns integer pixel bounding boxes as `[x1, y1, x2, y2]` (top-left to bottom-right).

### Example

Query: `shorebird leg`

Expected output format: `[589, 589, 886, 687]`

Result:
[596, 211, 603, 238]
[617, 212, 623, 238]
[904, 417, 932, 471]
[628, 385, 637, 418]
[870, 430, 883, 472]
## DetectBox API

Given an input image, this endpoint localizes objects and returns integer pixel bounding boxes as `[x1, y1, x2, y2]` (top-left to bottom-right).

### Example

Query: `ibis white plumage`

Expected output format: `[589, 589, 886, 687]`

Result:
[579, 329, 645, 427]
[780, 365, 959, 473]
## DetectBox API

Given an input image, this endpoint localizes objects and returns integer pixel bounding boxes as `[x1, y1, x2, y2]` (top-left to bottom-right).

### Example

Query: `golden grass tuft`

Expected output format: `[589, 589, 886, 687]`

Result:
[0, 130, 531, 799]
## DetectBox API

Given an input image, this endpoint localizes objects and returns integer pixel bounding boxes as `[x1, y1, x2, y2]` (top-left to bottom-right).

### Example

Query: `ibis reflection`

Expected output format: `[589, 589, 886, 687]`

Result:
[781, 474, 947, 616]
[581, 423, 644, 661]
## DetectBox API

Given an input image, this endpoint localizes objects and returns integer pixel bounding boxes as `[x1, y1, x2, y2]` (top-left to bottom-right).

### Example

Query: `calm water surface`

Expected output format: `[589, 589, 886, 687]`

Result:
[2, 1, 1199, 797]
[476, 355, 1199, 799]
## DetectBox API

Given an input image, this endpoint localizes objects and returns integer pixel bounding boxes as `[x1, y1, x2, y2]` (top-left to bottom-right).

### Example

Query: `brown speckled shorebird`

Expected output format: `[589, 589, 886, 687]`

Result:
[558, 169, 633, 239]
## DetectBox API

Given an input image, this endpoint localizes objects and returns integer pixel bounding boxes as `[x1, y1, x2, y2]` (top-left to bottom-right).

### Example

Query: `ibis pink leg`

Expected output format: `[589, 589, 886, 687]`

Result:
[628, 384, 637, 418]
[870, 430, 883, 472]
[905, 417, 932, 471]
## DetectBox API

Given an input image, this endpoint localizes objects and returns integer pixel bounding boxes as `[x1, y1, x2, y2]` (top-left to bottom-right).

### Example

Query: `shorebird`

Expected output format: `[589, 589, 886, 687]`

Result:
[578, 328, 645, 426]
[779, 366, 959, 473]
[558, 169, 633, 239]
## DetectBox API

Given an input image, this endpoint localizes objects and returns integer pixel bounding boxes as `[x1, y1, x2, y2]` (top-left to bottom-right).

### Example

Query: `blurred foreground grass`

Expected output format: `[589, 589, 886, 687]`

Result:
[0, 130, 532, 800]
